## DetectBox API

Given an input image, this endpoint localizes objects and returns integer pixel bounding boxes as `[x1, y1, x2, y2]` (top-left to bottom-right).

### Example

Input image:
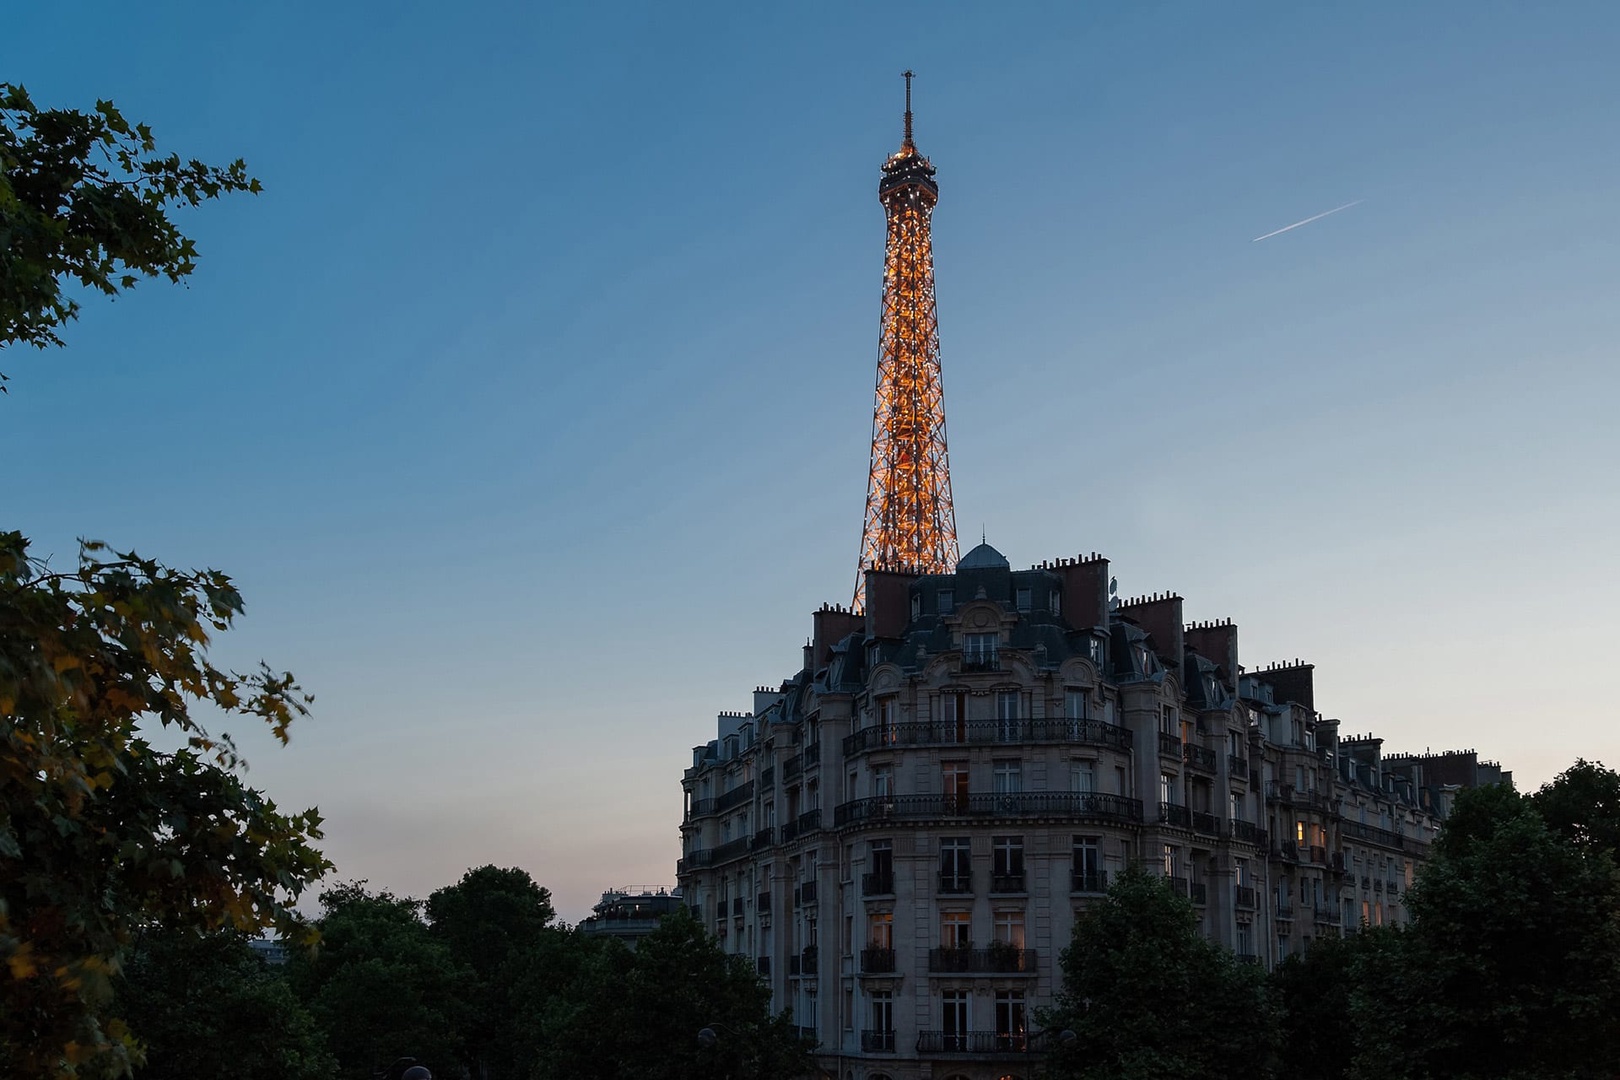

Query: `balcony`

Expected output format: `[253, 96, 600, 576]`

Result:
[760, 766, 775, 788]
[687, 797, 717, 819]
[960, 650, 1002, 673]
[861, 1030, 897, 1053]
[1159, 802, 1191, 828]
[1228, 754, 1250, 777]
[917, 1031, 1041, 1054]
[1308, 844, 1327, 865]
[990, 873, 1026, 894]
[1167, 876, 1190, 898]
[802, 740, 820, 767]
[860, 947, 897, 974]
[783, 754, 804, 781]
[1183, 743, 1218, 773]
[835, 792, 1144, 829]
[1190, 882, 1208, 905]
[842, 717, 1133, 756]
[1342, 819, 1412, 850]
[1229, 820, 1266, 846]
[780, 808, 822, 843]
[732, 896, 744, 917]
[793, 881, 818, 907]
[938, 872, 973, 895]
[927, 946, 1037, 974]
[1190, 810, 1220, 837]
[1158, 732, 1182, 757]
[1273, 840, 1298, 862]
[757, 890, 771, 916]
[1276, 902, 1295, 921]
[712, 836, 751, 864]
[1313, 902, 1338, 923]
[862, 871, 895, 896]
[1235, 885, 1257, 909]
[1070, 870, 1109, 894]
[715, 781, 755, 813]
[794, 1025, 817, 1045]
[788, 947, 818, 976]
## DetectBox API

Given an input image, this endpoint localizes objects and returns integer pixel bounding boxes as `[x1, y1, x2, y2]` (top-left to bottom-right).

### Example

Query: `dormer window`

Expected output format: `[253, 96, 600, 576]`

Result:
[1015, 588, 1032, 613]
[938, 589, 955, 614]
[964, 632, 998, 668]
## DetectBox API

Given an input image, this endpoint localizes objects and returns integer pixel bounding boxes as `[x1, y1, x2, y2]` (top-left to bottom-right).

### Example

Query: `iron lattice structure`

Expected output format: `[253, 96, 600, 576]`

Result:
[854, 73, 959, 611]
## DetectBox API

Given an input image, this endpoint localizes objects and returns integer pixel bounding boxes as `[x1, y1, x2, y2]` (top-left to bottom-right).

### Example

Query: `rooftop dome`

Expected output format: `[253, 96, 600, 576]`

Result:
[957, 542, 1010, 571]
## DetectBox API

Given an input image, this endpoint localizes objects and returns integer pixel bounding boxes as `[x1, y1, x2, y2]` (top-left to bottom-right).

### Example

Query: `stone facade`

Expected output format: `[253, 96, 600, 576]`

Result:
[678, 544, 1469, 1080]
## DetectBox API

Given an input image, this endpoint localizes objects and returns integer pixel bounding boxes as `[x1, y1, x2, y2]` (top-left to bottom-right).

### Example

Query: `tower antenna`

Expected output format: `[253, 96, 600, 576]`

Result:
[902, 70, 915, 148]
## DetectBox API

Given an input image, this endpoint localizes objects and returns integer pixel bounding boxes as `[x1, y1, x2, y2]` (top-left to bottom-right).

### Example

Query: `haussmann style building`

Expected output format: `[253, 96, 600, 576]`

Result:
[675, 77, 1503, 1080]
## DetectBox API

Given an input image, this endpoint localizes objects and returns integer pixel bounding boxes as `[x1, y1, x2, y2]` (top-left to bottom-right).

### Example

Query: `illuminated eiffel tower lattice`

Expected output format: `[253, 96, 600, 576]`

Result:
[853, 72, 959, 612]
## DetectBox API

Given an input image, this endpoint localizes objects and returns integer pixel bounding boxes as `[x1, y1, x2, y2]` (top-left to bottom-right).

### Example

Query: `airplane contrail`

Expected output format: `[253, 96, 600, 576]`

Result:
[1251, 199, 1364, 243]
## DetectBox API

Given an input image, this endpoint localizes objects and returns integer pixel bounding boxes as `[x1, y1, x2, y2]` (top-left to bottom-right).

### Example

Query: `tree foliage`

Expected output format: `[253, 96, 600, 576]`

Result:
[426, 866, 556, 1080]
[0, 82, 259, 387]
[530, 908, 812, 1080]
[1043, 864, 1274, 1080]
[0, 534, 330, 1077]
[286, 883, 471, 1080]
[118, 928, 333, 1080]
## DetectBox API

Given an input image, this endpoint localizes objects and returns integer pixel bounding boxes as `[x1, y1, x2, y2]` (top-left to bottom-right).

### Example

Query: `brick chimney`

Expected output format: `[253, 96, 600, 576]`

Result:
[811, 605, 865, 668]
[1052, 554, 1110, 630]
[1185, 620, 1239, 681]
[863, 569, 918, 640]
[1118, 593, 1184, 671]
[1260, 661, 1315, 711]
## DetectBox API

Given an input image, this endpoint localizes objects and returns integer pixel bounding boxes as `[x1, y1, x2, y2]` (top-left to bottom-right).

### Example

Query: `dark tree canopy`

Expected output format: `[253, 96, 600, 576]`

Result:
[1043, 864, 1274, 1080]
[0, 82, 259, 388]
[286, 883, 471, 1080]
[117, 928, 333, 1080]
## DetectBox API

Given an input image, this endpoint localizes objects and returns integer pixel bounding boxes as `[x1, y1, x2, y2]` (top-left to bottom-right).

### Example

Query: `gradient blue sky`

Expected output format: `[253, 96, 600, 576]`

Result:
[7, 2, 1618, 921]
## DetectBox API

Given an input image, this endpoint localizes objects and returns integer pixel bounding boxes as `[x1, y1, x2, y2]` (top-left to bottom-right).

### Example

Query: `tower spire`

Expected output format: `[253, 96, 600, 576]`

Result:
[854, 73, 959, 612]
[902, 69, 915, 149]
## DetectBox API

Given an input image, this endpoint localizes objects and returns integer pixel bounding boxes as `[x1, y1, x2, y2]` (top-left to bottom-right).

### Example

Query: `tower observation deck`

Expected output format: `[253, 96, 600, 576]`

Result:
[853, 72, 959, 611]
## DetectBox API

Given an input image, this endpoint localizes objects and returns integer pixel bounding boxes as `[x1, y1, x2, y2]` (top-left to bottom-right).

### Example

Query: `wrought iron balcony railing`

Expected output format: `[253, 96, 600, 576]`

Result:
[927, 947, 1037, 974]
[780, 808, 822, 843]
[1070, 870, 1108, 893]
[917, 1031, 1041, 1054]
[1183, 743, 1218, 772]
[860, 947, 897, 973]
[834, 792, 1143, 829]
[861, 1030, 897, 1053]
[843, 717, 1133, 756]
[862, 871, 895, 896]
[990, 873, 1025, 894]
[1158, 732, 1182, 756]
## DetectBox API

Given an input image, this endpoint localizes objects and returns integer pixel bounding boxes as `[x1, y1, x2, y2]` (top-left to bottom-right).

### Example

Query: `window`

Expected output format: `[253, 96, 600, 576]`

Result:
[940, 837, 971, 890]
[995, 990, 1026, 1047]
[868, 911, 894, 949]
[943, 762, 970, 812]
[911, 593, 922, 619]
[1116, 765, 1129, 796]
[1052, 590, 1061, 617]
[1163, 844, 1177, 877]
[876, 697, 896, 732]
[994, 909, 1025, 948]
[1071, 759, 1096, 793]
[942, 990, 970, 1049]
[993, 760, 1023, 795]
[1089, 636, 1105, 668]
[992, 836, 1024, 884]
[941, 910, 972, 948]
[873, 764, 893, 797]
[1160, 773, 1177, 805]
[995, 693, 1021, 741]
[871, 989, 894, 1034]
[869, 839, 893, 887]
[965, 632, 998, 666]
[1231, 791, 1244, 822]
[1064, 689, 1089, 722]
[938, 589, 955, 614]
[1296, 819, 1306, 844]
[1072, 836, 1102, 890]
[1015, 587, 1032, 612]
[940, 691, 968, 742]
[1234, 858, 1249, 887]
[1236, 922, 1253, 957]
[1160, 706, 1177, 735]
